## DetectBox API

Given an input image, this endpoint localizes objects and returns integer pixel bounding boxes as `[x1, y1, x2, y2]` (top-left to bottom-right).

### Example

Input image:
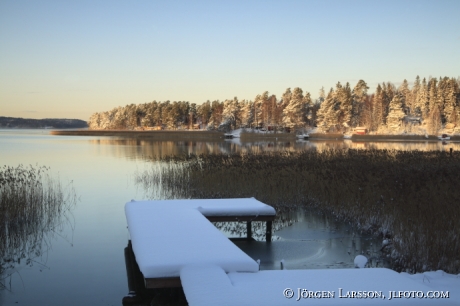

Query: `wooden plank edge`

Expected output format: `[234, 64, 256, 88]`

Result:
[145, 277, 182, 288]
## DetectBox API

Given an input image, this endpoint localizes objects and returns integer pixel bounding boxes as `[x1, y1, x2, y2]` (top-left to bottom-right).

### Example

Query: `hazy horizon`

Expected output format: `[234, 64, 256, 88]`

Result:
[1, 0, 459, 120]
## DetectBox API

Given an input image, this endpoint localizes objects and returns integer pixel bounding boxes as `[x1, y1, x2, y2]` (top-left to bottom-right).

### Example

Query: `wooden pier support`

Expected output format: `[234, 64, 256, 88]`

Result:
[266, 221, 272, 242]
[122, 241, 146, 304]
[205, 215, 275, 242]
[247, 221, 252, 240]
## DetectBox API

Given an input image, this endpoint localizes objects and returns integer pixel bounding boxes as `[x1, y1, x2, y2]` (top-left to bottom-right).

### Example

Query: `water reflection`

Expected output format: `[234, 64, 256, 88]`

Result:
[0, 165, 76, 290]
[213, 209, 388, 271]
[88, 137, 460, 160]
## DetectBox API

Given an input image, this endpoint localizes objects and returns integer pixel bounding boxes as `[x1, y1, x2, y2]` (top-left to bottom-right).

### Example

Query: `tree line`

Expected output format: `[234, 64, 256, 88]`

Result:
[88, 76, 460, 134]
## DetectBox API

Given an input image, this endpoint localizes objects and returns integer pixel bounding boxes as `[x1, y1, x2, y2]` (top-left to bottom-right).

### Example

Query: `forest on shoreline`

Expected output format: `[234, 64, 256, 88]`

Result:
[88, 76, 460, 135]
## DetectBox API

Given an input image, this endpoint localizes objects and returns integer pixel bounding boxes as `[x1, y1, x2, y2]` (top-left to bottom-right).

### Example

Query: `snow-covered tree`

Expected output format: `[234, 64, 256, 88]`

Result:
[386, 94, 405, 131]
[207, 101, 224, 130]
[415, 78, 429, 118]
[427, 106, 442, 135]
[409, 76, 421, 113]
[239, 100, 254, 128]
[443, 78, 459, 124]
[328, 82, 353, 130]
[317, 88, 340, 131]
[398, 79, 410, 112]
[371, 84, 384, 131]
[280, 88, 292, 109]
[303, 91, 313, 125]
[317, 87, 325, 105]
[197, 101, 212, 126]
[220, 97, 240, 130]
[282, 87, 307, 129]
[428, 78, 438, 114]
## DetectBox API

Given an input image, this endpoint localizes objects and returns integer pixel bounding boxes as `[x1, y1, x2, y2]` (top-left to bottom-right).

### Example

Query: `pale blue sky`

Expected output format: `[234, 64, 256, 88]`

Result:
[1, 0, 459, 120]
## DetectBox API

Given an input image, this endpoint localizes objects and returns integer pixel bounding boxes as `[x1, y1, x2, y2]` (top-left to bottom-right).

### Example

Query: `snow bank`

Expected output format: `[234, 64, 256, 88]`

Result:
[181, 265, 459, 305]
[401, 270, 460, 293]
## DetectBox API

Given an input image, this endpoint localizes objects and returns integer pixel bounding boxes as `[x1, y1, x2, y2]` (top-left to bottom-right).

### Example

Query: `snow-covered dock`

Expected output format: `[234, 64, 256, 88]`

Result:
[124, 198, 459, 305]
[125, 198, 276, 288]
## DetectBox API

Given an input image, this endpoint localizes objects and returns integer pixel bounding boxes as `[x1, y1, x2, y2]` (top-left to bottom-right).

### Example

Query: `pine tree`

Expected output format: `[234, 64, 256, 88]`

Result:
[188, 103, 197, 128]
[207, 100, 224, 130]
[386, 93, 405, 131]
[428, 78, 438, 115]
[303, 91, 313, 126]
[221, 97, 240, 130]
[398, 79, 410, 112]
[317, 87, 325, 105]
[351, 80, 369, 127]
[197, 101, 211, 126]
[260, 91, 270, 127]
[443, 78, 459, 124]
[382, 83, 396, 123]
[427, 106, 442, 135]
[281, 88, 292, 109]
[253, 94, 263, 128]
[410, 76, 421, 114]
[338, 82, 353, 128]
[416, 78, 429, 118]
[239, 100, 254, 128]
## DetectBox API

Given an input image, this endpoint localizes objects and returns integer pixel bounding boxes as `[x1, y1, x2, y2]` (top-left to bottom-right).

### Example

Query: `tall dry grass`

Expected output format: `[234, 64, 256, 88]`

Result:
[135, 149, 460, 274]
[0, 165, 76, 289]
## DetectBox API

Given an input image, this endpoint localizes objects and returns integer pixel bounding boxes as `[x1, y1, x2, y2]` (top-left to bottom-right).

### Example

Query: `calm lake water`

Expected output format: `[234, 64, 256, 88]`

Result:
[1, 129, 458, 306]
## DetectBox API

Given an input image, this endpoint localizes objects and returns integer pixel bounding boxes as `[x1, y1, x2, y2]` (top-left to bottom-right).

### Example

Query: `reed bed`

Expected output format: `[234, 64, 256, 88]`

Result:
[135, 149, 460, 274]
[0, 165, 76, 289]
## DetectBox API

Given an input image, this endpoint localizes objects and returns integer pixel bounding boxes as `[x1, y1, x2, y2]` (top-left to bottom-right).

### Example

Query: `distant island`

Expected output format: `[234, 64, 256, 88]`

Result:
[0, 116, 88, 129]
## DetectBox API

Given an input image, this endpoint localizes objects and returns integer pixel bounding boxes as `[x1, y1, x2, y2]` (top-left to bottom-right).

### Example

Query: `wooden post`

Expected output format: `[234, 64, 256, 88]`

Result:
[124, 246, 136, 295]
[122, 240, 144, 304]
[247, 221, 252, 240]
[266, 221, 272, 242]
[450, 148, 453, 157]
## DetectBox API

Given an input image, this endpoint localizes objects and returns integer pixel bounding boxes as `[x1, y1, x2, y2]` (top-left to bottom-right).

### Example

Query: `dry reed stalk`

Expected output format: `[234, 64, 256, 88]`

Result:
[135, 149, 460, 274]
[0, 165, 76, 290]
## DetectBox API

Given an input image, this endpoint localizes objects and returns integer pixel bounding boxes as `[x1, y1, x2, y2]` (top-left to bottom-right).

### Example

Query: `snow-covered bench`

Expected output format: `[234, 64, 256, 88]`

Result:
[125, 198, 276, 288]
[181, 265, 459, 306]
